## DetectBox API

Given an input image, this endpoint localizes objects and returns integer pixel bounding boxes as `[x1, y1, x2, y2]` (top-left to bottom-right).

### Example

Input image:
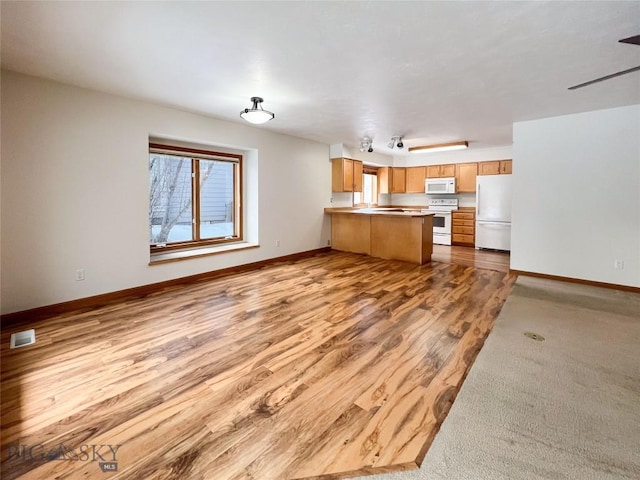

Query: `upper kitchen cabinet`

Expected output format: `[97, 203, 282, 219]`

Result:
[378, 167, 390, 194]
[478, 159, 512, 175]
[405, 167, 426, 193]
[331, 158, 363, 192]
[390, 167, 407, 193]
[353, 160, 363, 191]
[426, 164, 456, 178]
[499, 159, 512, 174]
[455, 163, 478, 193]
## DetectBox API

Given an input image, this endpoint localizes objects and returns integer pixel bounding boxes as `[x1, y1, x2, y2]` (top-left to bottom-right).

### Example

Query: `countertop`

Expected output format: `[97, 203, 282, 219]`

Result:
[324, 207, 433, 217]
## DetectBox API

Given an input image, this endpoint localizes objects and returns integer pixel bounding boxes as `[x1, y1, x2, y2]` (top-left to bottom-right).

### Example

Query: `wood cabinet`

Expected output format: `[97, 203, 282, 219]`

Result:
[330, 211, 433, 264]
[405, 167, 425, 193]
[499, 159, 512, 174]
[426, 164, 456, 178]
[390, 167, 406, 193]
[452, 210, 476, 246]
[377, 167, 390, 194]
[478, 159, 512, 176]
[331, 158, 363, 192]
[353, 160, 363, 191]
[455, 163, 478, 193]
[353, 159, 510, 196]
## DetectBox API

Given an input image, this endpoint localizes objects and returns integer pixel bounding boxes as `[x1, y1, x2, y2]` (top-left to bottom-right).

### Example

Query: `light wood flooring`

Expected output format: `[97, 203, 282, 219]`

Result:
[432, 244, 510, 272]
[1, 249, 514, 479]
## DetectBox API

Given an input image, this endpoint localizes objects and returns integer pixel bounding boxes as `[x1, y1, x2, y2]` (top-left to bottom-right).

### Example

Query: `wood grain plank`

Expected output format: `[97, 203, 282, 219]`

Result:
[1, 250, 515, 479]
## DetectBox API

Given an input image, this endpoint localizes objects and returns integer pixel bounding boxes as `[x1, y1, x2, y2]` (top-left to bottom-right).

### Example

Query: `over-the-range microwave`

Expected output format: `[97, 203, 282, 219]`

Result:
[425, 177, 456, 194]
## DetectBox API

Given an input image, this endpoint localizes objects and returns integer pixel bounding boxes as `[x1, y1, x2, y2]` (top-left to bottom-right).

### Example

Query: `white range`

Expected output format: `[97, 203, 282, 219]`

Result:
[421, 198, 458, 245]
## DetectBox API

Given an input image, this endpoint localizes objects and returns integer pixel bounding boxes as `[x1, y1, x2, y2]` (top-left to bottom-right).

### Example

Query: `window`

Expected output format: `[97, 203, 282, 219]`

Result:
[362, 173, 378, 205]
[149, 143, 242, 252]
[354, 167, 378, 206]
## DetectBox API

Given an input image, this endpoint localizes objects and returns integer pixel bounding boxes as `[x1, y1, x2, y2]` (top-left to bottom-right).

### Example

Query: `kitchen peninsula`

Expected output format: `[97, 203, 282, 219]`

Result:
[324, 208, 434, 264]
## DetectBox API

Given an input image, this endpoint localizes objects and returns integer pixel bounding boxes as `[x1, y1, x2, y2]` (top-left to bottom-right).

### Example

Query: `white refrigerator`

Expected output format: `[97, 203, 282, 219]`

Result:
[475, 174, 512, 251]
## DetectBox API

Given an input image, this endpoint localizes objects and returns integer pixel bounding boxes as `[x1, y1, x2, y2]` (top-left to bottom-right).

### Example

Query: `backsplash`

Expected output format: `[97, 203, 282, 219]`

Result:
[329, 192, 353, 208]
[328, 192, 476, 208]
[390, 192, 476, 208]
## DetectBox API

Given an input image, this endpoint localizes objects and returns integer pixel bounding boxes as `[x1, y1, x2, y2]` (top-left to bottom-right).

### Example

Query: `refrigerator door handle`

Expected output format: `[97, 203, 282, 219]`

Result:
[477, 185, 480, 216]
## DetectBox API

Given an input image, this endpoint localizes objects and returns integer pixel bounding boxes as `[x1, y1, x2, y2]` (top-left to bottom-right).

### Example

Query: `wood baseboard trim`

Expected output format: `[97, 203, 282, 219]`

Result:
[510, 269, 640, 294]
[1, 247, 332, 327]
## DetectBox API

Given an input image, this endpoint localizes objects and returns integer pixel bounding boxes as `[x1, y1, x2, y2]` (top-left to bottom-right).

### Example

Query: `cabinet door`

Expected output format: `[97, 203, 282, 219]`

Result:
[331, 158, 346, 192]
[405, 167, 425, 193]
[426, 165, 441, 178]
[479, 161, 500, 175]
[391, 167, 406, 193]
[353, 160, 363, 192]
[456, 163, 478, 192]
[440, 164, 455, 177]
[499, 160, 512, 174]
[378, 167, 390, 194]
[343, 159, 354, 191]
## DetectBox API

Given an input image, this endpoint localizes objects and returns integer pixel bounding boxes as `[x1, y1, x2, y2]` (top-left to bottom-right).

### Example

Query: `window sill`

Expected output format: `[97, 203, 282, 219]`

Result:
[149, 242, 259, 265]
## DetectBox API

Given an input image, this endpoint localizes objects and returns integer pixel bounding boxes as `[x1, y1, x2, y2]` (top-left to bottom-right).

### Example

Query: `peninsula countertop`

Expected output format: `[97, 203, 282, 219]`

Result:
[324, 207, 434, 217]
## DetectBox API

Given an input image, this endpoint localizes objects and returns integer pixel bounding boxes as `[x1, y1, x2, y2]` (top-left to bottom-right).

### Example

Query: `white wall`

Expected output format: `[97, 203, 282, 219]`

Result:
[511, 104, 640, 288]
[1, 71, 333, 313]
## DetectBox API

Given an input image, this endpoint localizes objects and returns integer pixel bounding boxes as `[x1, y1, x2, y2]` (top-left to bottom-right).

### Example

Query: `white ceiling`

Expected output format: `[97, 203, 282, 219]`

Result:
[1, 1, 639, 155]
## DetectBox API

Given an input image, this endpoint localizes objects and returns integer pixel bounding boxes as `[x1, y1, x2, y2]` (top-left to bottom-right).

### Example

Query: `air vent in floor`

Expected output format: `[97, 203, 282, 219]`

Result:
[10, 329, 36, 349]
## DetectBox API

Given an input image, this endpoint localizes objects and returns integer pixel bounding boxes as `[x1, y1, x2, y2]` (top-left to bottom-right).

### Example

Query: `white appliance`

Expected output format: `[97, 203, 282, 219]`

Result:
[425, 177, 456, 195]
[475, 175, 512, 251]
[421, 198, 458, 245]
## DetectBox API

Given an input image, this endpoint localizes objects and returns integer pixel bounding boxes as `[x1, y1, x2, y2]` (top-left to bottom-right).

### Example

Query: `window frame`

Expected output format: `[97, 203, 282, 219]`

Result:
[149, 143, 243, 254]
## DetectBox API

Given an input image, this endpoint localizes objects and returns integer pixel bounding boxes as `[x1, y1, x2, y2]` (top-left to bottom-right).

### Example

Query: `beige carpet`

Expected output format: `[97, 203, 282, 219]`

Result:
[355, 276, 640, 480]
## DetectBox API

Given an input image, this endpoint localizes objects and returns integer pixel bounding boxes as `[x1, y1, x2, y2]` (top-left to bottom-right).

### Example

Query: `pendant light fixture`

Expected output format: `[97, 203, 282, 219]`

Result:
[240, 97, 275, 124]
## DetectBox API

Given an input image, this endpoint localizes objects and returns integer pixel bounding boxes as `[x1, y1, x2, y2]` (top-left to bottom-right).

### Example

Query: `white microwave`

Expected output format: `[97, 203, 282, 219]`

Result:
[425, 177, 456, 194]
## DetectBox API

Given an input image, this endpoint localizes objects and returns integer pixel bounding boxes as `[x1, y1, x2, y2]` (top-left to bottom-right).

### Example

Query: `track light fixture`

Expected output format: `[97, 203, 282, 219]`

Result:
[388, 136, 404, 149]
[240, 96, 275, 124]
[359, 137, 373, 153]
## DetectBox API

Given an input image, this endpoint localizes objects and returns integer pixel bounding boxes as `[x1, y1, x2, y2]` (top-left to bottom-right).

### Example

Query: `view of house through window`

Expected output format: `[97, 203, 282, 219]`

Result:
[149, 144, 241, 251]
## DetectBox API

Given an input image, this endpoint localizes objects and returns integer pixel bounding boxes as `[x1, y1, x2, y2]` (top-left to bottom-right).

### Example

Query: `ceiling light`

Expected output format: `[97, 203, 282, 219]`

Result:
[388, 136, 404, 149]
[240, 96, 275, 124]
[359, 136, 373, 153]
[408, 141, 468, 153]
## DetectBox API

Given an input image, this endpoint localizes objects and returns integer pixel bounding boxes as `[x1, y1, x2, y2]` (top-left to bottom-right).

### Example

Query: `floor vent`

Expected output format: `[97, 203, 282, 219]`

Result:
[524, 331, 545, 342]
[10, 329, 36, 349]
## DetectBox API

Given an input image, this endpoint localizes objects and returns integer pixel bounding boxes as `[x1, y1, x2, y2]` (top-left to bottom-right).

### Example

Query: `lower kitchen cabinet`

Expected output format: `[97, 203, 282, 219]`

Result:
[452, 210, 475, 246]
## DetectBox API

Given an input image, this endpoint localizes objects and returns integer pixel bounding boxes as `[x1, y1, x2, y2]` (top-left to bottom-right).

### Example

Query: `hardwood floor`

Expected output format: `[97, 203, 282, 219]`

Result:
[1, 250, 515, 479]
[432, 244, 510, 272]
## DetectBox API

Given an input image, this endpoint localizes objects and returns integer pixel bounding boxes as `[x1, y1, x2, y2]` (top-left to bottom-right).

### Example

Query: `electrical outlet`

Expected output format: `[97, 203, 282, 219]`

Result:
[327, 239, 331, 246]
[614, 260, 624, 270]
[275, 240, 280, 247]
[75, 269, 85, 281]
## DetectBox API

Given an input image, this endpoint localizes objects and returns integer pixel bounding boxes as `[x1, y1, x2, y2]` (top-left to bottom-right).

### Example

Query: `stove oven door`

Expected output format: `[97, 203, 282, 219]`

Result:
[432, 212, 452, 245]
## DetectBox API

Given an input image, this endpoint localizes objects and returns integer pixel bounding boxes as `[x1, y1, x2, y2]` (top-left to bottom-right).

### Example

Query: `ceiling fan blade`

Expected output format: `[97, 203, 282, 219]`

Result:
[619, 34, 640, 46]
[568, 65, 640, 90]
